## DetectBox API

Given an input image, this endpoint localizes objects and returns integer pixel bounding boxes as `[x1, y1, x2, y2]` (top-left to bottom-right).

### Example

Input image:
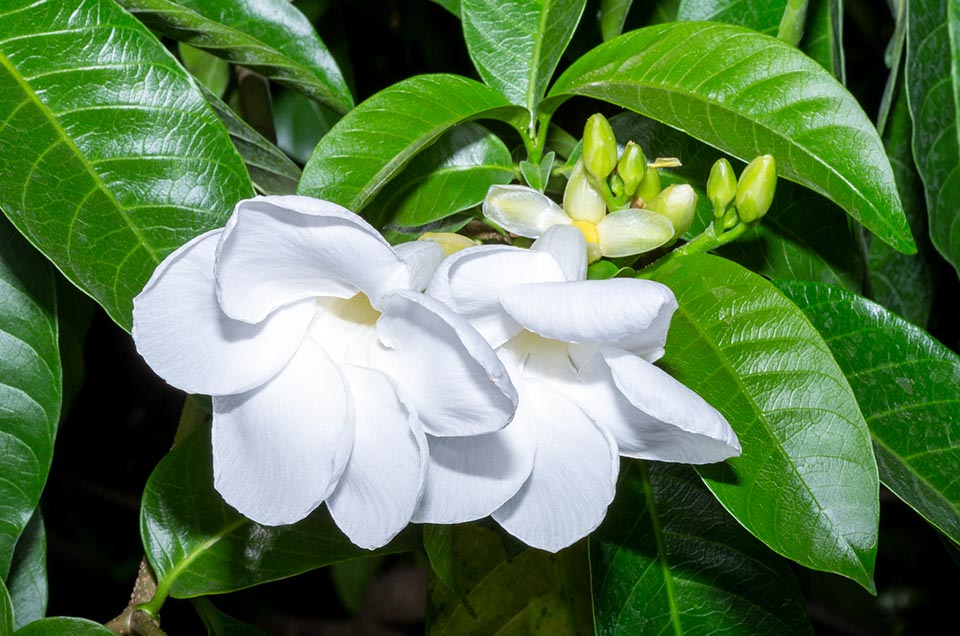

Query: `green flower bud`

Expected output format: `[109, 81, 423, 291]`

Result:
[609, 173, 626, 201]
[583, 113, 618, 180]
[634, 167, 661, 205]
[735, 154, 777, 223]
[563, 160, 606, 224]
[707, 158, 737, 217]
[647, 184, 697, 238]
[617, 141, 646, 196]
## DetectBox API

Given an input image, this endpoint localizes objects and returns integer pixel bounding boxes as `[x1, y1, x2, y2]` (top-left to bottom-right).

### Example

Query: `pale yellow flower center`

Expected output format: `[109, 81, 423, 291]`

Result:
[572, 220, 599, 245]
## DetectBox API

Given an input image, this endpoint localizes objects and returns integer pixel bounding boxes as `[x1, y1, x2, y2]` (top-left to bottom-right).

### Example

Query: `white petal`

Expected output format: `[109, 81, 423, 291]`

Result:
[596, 208, 675, 257]
[394, 240, 445, 292]
[597, 347, 741, 463]
[483, 185, 571, 237]
[327, 366, 427, 549]
[492, 380, 619, 552]
[375, 290, 517, 436]
[426, 245, 566, 347]
[132, 230, 314, 396]
[499, 278, 678, 359]
[215, 195, 409, 322]
[532, 225, 587, 282]
[212, 339, 354, 526]
[562, 160, 606, 224]
[412, 402, 537, 524]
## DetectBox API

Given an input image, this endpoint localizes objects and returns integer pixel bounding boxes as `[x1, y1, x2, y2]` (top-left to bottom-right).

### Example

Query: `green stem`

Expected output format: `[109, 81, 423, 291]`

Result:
[644, 220, 753, 273]
[777, 0, 809, 46]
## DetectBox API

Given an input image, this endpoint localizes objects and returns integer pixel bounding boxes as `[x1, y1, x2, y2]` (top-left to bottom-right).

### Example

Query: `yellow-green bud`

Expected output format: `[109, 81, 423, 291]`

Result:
[563, 160, 606, 223]
[617, 141, 646, 196]
[707, 158, 737, 217]
[609, 173, 626, 201]
[634, 167, 661, 205]
[583, 114, 618, 180]
[735, 154, 777, 223]
[647, 184, 697, 237]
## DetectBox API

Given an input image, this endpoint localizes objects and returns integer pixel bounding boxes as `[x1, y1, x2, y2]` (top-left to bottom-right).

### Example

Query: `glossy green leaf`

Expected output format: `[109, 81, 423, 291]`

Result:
[54, 278, 92, 418]
[426, 523, 592, 635]
[0, 218, 60, 579]
[878, 0, 905, 133]
[273, 89, 338, 165]
[906, 0, 960, 275]
[600, 0, 634, 41]
[141, 427, 418, 599]
[0, 581, 11, 636]
[178, 43, 230, 99]
[367, 122, 513, 228]
[0, 0, 253, 330]
[117, 0, 353, 113]
[431, 0, 462, 17]
[677, 0, 787, 35]
[298, 75, 521, 211]
[648, 254, 879, 591]
[547, 22, 914, 254]
[6, 512, 46, 631]
[610, 114, 863, 290]
[803, 0, 845, 80]
[777, 281, 960, 545]
[592, 461, 812, 635]
[15, 618, 114, 636]
[461, 0, 586, 120]
[200, 84, 301, 196]
[193, 598, 268, 636]
[871, 76, 934, 327]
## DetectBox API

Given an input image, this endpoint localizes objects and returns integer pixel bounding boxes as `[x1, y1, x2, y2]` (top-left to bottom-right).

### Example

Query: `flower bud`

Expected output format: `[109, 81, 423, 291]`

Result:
[582, 114, 618, 180]
[646, 184, 697, 237]
[735, 154, 777, 223]
[634, 167, 661, 205]
[617, 141, 646, 195]
[419, 232, 477, 255]
[707, 158, 737, 217]
[563, 160, 606, 223]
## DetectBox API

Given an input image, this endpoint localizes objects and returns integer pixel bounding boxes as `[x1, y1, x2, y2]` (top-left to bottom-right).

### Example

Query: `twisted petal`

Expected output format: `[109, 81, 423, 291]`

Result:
[492, 380, 619, 552]
[483, 185, 571, 237]
[427, 245, 566, 347]
[412, 391, 538, 524]
[532, 225, 587, 282]
[327, 366, 427, 549]
[375, 291, 517, 436]
[394, 239, 446, 292]
[499, 279, 678, 360]
[215, 196, 409, 322]
[132, 229, 314, 396]
[212, 339, 354, 526]
[596, 208, 674, 257]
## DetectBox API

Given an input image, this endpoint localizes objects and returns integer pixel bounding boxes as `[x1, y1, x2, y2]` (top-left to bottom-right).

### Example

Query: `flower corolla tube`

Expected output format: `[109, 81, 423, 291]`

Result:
[416, 225, 741, 552]
[132, 196, 517, 549]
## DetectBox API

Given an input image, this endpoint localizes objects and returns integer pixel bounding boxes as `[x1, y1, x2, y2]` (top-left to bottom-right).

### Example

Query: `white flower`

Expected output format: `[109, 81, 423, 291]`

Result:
[132, 195, 517, 549]
[415, 225, 741, 551]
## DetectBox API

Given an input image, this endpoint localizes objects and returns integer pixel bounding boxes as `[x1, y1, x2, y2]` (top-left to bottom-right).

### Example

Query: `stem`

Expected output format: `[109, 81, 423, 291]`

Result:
[777, 0, 809, 46]
[644, 220, 754, 273]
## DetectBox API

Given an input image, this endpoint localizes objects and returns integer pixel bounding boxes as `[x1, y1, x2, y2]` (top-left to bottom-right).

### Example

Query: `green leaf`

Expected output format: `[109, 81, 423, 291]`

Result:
[677, 0, 787, 35]
[425, 524, 592, 635]
[610, 114, 864, 290]
[199, 84, 301, 196]
[117, 0, 353, 114]
[0, 581, 11, 636]
[298, 75, 521, 211]
[273, 89, 338, 165]
[367, 123, 513, 228]
[461, 0, 587, 120]
[178, 43, 230, 99]
[15, 618, 114, 636]
[193, 598, 269, 636]
[776, 280, 960, 546]
[141, 427, 418, 599]
[592, 461, 813, 635]
[6, 512, 46, 631]
[546, 22, 915, 254]
[54, 279, 93, 418]
[330, 557, 383, 614]
[0, 217, 60, 579]
[803, 0, 845, 81]
[906, 0, 960, 275]
[519, 151, 554, 193]
[648, 254, 879, 591]
[600, 0, 635, 41]
[870, 75, 934, 327]
[0, 0, 253, 330]
[431, 0, 462, 17]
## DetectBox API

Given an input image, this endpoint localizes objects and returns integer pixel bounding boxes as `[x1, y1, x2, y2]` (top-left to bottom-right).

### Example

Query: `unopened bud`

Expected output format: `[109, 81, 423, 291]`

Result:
[634, 167, 661, 205]
[563, 160, 606, 223]
[617, 142, 646, 195]
[707, 158, 737, 217]
[735, 154, 777, 223]
[647, 184, 697, 237]
[583, 114, 618, 180]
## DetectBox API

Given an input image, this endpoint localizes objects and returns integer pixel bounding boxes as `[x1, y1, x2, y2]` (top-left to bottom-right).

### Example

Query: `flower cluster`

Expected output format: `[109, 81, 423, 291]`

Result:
[133, 195, 741, 552]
